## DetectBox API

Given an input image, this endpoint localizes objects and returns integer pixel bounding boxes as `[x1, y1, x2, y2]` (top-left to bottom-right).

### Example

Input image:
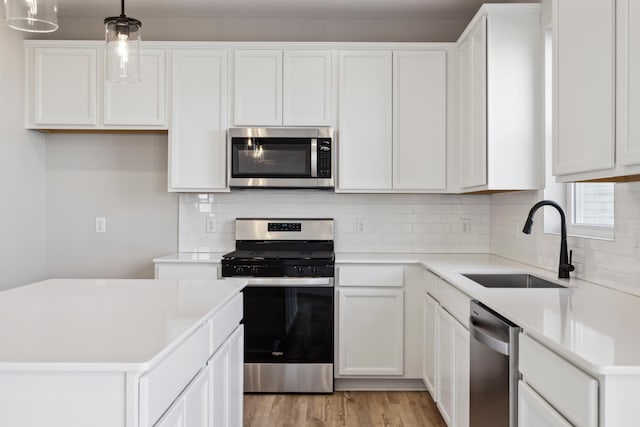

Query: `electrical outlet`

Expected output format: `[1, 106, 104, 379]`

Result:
[206, 217, 216, 233]
[356, 218, 367, 234]
[461, 218, 470, 234]
[95, 217, 106, 233]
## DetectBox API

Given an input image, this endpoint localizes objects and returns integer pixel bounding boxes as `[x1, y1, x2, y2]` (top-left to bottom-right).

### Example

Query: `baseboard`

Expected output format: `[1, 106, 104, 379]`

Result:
[334, 378, 427, 391]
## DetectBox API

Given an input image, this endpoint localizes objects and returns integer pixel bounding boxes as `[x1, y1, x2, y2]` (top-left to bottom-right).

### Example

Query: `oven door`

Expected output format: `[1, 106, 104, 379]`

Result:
[229, 136, 316, 188]
[242, 278, 333, 364]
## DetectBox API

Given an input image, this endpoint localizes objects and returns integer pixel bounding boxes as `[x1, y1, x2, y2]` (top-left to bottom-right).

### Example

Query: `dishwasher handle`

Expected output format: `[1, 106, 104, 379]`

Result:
[470, 320, 511, 356]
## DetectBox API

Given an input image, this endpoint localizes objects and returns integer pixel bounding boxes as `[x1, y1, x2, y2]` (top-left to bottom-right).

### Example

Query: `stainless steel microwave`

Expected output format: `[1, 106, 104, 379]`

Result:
[228, 127, 334, 189]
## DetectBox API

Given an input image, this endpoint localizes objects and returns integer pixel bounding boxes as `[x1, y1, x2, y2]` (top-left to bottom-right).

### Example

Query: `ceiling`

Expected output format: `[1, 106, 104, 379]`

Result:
[56, 0, 536, 20]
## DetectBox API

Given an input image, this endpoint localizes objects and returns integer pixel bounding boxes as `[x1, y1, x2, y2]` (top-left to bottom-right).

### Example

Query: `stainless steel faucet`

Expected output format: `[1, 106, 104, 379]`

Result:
[522, 200, 575, 279]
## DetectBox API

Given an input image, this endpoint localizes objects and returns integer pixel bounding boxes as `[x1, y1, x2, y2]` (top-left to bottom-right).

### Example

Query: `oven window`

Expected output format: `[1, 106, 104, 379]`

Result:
[243, 286, 333, 363]
[231, 138, 311, 178]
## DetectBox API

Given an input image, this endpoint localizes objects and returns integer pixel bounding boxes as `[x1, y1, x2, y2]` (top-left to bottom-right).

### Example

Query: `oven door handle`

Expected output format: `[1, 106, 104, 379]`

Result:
[245, 277, 334, 287]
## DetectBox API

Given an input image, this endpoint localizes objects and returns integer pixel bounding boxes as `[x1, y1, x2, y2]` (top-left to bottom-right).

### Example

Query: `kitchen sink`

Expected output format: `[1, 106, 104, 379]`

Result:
[462, 273, 567, 289]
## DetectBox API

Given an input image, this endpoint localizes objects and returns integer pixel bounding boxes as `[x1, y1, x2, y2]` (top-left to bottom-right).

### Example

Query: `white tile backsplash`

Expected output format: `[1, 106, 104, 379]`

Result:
[490, 183, 640, 296]
[178, 191, 491, 254]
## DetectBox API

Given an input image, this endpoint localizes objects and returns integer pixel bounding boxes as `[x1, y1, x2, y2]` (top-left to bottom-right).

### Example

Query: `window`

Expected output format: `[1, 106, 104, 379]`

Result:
[566, 182, 614, 239]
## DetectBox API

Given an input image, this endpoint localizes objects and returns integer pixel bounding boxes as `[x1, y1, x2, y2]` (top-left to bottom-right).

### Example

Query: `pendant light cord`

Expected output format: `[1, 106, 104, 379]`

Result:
[121, 0, 125, 17]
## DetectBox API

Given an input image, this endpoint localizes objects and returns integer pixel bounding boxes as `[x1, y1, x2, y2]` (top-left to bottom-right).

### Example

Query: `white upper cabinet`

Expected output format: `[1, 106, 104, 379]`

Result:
[393, 51, 447, 191]
[338, 49, 449, 192]
[104, 48, 167, 126]
[233, 50, 282, 126]
[553, 0, 615, 177]
[616, 0, 640, 169]
[459, 19, 487, 189]
[31, 47, 98, 126]
[169, 49, 228, 192]
[553, 0, 640, 182]
[25, 41, 167, 130]
[457, 5, 543, 192]
[283, 50, 332, 126]
[233, 49, 332, 126]
[338, 50, 393, 191]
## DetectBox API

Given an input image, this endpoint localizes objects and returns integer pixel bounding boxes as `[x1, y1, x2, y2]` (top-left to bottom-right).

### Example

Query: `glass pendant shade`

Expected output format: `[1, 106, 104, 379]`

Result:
[4, 0, 59, 33]
[104, 3, 141, 84]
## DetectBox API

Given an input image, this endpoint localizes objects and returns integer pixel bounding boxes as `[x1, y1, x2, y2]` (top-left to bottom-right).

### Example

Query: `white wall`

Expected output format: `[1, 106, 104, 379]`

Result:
[179, 192, 490, 254]
[0, 25, 47, 290]
[45, 133, 177, 279]
[490, 187, 640, 296]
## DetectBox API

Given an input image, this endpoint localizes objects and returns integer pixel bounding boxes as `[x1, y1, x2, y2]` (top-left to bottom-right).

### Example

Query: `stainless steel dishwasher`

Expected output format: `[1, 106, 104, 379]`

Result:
[469, 301, 520, 427]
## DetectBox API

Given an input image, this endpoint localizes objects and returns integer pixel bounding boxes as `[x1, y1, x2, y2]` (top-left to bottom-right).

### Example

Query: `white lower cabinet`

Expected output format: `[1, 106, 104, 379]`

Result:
[519, 333, 598, 427]
[155, 368, 209, 427]
[338, 288, 404, 375]
[453, 320, 469, 427]
[209, 325, 244, 427]
[518, 381, 572, 427]
[422, 292, 438, 397]
[436, 307, 455, 426]
[424, 270, 470, 427]
[154, 325, 243, 427]
[337, 265, 405, 376]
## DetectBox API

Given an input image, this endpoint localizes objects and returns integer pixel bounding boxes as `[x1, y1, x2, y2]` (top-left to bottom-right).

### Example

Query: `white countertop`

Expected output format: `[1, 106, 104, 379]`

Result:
[0, 278, 246, 371]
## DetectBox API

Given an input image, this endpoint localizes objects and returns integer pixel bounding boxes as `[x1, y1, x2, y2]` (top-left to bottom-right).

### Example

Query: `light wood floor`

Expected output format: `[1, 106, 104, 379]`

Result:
[243, 391, 447, 427]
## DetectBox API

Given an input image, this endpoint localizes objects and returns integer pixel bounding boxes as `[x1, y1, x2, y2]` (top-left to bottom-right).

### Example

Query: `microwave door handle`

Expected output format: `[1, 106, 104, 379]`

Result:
[311, 138, 318, 177]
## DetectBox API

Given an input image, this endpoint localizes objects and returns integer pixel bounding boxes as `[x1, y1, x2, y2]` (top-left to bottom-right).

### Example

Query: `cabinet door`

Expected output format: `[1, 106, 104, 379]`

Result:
[338, 51, 393, 190]
[393, 51, 447, 191]
[183, 368, 210, 427]
[553, 0, 615, 175]
[104, 49, 166, 126]
[338, 288, 403, 375]
[617, 0, 640, 166]
[233, 50, 282, 126]
[32, 47, 97, 126]
[283, 50, 332, 126]
[209, 326, 243, 427]
[453, 318, 470, 427]
[422, 292, 438, 398]
[169, 50, 228, 191]
[518, 381, 572, 427]
[436, 306, 454, 426]
[459, 17, 487, 189]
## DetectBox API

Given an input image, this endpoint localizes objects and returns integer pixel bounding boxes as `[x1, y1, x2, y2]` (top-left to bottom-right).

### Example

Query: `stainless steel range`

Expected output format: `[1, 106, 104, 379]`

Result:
[221, 218, 335, 393]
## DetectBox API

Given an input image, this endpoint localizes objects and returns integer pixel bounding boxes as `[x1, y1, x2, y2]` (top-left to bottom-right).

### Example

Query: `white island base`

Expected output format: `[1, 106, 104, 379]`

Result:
[0, 278, 245, 427]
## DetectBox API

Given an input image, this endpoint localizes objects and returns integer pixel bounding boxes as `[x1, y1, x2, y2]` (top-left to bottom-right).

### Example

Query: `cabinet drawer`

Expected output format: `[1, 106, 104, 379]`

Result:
[423, 270, 439, 298]
[209, 293, 243, 354]
[436, 278, 470, 328]
[519, 333, 598, 427]
[339, 265, 404, 287]
[139, 325, 210, 426]
[154, 263, 218, 280]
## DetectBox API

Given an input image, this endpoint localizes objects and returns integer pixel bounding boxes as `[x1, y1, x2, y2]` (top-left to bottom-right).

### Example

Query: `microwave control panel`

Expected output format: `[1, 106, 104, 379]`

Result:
[318, 138, 332, 178]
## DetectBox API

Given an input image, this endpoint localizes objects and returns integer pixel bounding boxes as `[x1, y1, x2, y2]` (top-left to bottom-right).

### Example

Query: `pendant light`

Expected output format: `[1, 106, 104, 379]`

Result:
[4, 0, 58, 33]
[104, 0, 141, 83]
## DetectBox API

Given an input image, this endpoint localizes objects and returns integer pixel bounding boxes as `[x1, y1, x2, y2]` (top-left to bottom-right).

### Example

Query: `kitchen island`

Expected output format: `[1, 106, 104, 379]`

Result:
[0, 278, 246, 427]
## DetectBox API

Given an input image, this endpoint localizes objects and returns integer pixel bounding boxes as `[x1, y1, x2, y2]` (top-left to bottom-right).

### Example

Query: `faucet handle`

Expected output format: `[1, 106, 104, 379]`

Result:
[567, 250, 575, 272]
